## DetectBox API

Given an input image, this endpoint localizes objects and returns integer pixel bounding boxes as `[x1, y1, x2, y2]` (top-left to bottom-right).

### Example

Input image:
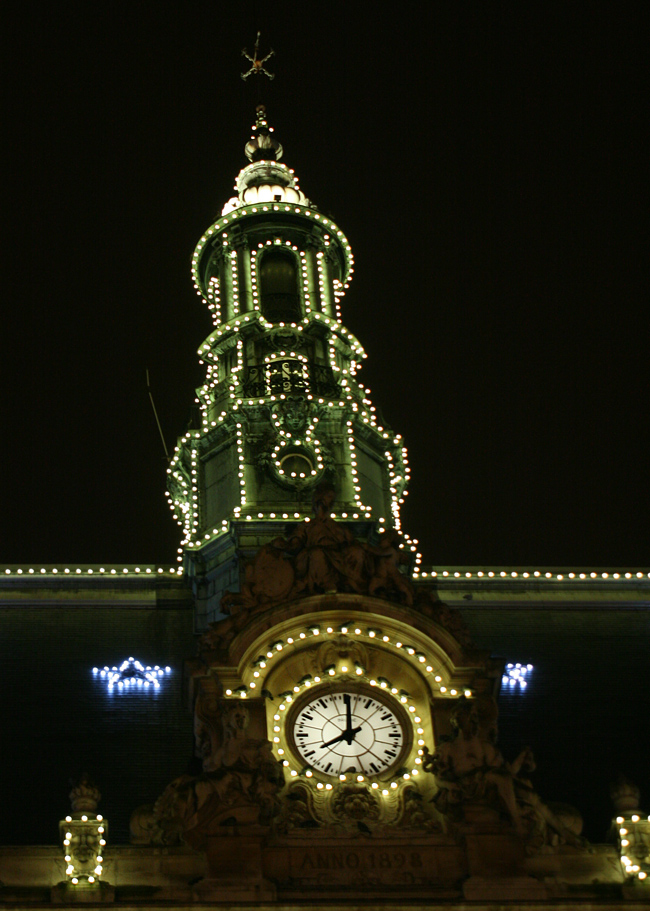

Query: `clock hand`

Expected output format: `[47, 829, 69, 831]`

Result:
[344, 693, 352, 732]
[320, 731, 347, 748]
[320, 725, 362, 748]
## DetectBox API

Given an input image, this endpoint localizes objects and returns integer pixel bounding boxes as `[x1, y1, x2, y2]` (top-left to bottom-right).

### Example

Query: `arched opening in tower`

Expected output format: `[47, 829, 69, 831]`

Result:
[259, 250, 301, 323]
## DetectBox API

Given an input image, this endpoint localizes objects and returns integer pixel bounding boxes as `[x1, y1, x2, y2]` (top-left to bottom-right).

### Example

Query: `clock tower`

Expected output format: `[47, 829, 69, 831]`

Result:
[155, 98, 501, 901]
[149, 95, 608, 905]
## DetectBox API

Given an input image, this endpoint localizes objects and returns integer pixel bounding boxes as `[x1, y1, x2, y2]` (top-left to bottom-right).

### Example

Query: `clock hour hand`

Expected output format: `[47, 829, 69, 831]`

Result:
[320, 724, 362, 748]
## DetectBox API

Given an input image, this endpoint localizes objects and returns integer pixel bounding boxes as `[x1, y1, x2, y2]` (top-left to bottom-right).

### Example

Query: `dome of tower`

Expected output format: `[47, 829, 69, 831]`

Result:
[221, 105, 310, 216]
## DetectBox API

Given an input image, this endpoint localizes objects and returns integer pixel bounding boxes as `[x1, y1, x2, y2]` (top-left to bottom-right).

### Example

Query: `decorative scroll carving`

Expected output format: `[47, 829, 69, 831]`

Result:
[274, 779, 442, 835]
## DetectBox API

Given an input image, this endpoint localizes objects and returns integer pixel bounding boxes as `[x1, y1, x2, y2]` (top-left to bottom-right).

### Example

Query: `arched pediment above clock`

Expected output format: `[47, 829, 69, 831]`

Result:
[193, 593, 494, 704]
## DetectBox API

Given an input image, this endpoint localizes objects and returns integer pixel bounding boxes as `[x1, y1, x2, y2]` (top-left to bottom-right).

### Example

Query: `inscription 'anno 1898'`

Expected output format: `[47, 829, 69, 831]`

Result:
[299, 849, 423, 872]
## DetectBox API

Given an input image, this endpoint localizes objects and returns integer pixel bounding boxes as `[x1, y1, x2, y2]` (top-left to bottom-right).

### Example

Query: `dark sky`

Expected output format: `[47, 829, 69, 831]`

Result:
[2, 2, 647, 569]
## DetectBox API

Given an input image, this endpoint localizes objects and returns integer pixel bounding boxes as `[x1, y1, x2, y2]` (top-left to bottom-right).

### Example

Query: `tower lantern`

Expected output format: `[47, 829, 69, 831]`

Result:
[168, 105, 409, 623]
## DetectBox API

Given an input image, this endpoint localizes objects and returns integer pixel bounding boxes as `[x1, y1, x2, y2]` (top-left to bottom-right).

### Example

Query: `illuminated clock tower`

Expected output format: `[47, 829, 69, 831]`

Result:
[147, 83, 625, 905]
[168, 105, 411, 624]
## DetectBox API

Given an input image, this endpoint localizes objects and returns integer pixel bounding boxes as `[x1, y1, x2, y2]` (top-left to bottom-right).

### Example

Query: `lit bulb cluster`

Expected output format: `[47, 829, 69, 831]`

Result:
[414, 568, 650, 582]
[616, 814, 650, 881]
[62, 813, 105, 885]
[206, 276, 221, 321]
[233, 624, 469, 701]
[501, 663, 533, 690]
[236, 422, 247, 509]
[92, 658, 172, 692]
[1, 565, 178, 577]
[229, 248, 241, 319]
[267, 667, 427, 789]
[191, 202, 354, 322]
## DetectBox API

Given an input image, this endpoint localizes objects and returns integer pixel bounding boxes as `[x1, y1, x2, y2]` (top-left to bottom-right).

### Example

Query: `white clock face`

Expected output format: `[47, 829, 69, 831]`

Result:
[290, 689, 407, 778]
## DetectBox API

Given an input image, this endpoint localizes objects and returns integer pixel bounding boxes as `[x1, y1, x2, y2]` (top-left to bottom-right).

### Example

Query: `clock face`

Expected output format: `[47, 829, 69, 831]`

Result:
[289, 688, 408, 778]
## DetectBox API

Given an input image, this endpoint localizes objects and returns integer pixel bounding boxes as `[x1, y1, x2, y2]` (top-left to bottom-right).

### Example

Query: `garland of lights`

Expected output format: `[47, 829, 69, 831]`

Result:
[92, 659, 172, 692]
[271, 671, 425, 791]
[224, 622, 471, 700]
[615, 814, 650, 881]
[62, 814, 106, 885]
[2, 564, 648, 580]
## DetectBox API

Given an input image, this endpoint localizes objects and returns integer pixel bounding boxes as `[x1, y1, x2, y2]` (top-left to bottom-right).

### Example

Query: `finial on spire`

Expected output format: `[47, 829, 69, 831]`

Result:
[241, 32, 275, 81]
[245, 104, 282, 162]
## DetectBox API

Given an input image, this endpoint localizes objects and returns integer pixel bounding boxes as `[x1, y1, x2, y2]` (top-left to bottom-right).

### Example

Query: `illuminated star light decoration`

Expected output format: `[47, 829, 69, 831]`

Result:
[502, 662, 533, 690]
[92, 658, 171, 692]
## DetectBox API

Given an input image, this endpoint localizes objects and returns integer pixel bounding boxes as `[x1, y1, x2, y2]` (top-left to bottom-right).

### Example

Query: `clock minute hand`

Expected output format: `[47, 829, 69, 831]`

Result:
[344, 693, 352, 732]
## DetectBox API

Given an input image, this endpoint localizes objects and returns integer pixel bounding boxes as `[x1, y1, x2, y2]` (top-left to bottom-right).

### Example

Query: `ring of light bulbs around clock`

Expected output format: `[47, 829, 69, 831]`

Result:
[221, 620, 471, 792]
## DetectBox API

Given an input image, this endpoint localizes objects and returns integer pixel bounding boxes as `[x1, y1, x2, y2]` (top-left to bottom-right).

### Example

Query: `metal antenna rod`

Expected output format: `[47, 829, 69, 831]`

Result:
[146, 369, 171, 462]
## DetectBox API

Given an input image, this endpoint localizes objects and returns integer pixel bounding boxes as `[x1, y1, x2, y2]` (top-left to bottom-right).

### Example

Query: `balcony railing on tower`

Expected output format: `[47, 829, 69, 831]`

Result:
[242, 360, 340, 398]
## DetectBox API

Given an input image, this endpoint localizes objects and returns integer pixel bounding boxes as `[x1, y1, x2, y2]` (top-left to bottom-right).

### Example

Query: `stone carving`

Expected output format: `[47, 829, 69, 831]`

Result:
[288, 484, 370, 595]
[414, 590, 473, 647]
[224, 537, 294, 613]
[315, 635, 369, 677]
[331, 784, 381, 823]
[68, 774, 101, 814]
[275, 396, 312, 434]
[422, 697, 586, 851]
[610, 774, 641, 814]
[58, 775, 108, 887]
[129, 803, 175, 845]
[152, 683, 284, 848]
[275, 778, 440, 835]
[220, 485, 416, 618]
[367, 528, 414, 606]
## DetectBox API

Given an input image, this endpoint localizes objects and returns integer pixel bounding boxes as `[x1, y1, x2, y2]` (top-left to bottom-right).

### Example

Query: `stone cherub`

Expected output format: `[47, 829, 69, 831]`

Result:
[423, 698, 585, 849]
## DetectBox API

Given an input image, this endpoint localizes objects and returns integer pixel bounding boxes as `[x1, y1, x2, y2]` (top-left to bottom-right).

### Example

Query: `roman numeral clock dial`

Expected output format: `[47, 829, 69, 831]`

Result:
[288, 689, 409, 778]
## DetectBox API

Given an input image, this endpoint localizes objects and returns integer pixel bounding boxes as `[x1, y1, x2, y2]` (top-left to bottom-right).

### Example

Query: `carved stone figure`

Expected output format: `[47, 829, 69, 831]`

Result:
[288, 484, 370, 595]
[153, 688, 284, 848]
[423, 698, 585, 850]
[216, 488, 422, 615]
[367, 528, 414, 605]
[223, 537, 294, 613]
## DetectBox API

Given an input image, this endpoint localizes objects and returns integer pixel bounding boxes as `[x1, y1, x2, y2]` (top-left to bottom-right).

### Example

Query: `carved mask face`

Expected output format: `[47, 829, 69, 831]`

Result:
[227, 705, 250, 732]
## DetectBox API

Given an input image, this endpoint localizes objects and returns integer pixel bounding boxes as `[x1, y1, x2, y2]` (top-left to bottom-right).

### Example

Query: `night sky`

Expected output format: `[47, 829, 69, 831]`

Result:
[2, 2, 647, 570]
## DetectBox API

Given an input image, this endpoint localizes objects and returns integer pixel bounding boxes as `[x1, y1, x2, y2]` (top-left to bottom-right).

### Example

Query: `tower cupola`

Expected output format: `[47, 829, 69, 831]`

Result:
[168, 106, 410, 622]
